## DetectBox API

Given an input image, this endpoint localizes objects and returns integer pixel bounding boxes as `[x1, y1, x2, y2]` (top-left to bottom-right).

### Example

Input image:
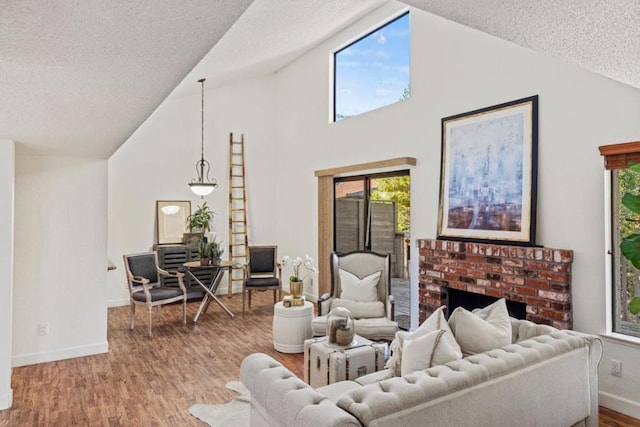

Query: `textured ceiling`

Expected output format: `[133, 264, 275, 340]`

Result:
[1, 0, 638, 159]
[0, 0, 253, 158]
[404, 0, 640, 91]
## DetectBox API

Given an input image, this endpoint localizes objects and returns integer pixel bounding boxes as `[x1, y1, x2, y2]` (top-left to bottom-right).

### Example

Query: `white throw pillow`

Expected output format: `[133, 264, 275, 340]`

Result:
[448, 298, 512, 356]
[385, 306, 462, 376]
[339, 269, 381, 302]
[401, 329, 461, 376]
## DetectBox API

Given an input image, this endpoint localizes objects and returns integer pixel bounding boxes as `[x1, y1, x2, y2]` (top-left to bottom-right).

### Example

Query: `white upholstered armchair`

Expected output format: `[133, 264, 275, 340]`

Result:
[311, 251, 398, 341]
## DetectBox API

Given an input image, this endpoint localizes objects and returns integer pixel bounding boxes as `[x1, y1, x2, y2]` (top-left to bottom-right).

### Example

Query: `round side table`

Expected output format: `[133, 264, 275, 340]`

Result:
[272, 301, 314, 353]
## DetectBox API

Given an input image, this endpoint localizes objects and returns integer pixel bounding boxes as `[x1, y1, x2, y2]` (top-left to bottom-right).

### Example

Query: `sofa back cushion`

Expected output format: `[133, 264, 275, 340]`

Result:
[449, 298, 511, 355]
[510, 318, 557, 343]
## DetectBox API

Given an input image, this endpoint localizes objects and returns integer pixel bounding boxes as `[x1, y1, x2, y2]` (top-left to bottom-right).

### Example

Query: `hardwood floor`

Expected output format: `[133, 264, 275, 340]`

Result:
[1, 292, 638, 426]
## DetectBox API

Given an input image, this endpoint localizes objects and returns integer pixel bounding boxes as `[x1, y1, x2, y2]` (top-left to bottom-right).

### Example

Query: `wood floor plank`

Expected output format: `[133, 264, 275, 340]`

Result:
[0, 292, 638, 426]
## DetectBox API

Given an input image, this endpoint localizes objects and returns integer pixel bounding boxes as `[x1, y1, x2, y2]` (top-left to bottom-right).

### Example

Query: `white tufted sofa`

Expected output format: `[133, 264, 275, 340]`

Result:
[240, 319, 602, 427]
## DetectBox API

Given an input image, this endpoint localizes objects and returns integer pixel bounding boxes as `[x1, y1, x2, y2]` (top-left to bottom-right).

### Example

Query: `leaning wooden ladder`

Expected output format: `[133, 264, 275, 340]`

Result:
[227, 133, 249, 297]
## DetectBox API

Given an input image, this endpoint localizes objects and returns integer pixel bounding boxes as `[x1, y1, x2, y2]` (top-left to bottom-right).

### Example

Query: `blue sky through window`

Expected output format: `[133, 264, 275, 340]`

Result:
[334, 12, 410, 121]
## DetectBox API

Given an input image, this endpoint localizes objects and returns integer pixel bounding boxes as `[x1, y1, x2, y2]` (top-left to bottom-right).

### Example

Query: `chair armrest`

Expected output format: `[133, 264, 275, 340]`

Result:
[130, 276, 153, 301]
[318, 293, 332, 316]
[156, 268, 187, 292]
[131, 275, 150, 286]
[387, 294, 395, 320]
[157, 267, 185, 278]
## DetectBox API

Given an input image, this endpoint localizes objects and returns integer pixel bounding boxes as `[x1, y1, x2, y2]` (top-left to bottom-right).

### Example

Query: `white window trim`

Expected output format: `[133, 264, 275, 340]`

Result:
[603, 169, 640, 346]
[604, 170, 614, 333]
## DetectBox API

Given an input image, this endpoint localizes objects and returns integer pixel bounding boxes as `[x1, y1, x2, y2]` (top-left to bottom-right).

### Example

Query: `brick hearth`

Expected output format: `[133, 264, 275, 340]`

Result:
[417, 238, 573, 329]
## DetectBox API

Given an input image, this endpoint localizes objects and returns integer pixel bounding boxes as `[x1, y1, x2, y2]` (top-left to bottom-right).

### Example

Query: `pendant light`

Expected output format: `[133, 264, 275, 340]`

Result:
[189, 78, 218, 197]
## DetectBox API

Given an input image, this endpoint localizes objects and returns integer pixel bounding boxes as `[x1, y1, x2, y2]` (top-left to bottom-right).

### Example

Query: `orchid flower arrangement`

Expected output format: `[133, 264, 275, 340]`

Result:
[281, 254, 318, 282]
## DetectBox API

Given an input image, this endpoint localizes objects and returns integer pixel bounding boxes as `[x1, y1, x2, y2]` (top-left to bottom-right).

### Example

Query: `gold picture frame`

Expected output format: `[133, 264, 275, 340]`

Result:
[156, 200, 191, 245]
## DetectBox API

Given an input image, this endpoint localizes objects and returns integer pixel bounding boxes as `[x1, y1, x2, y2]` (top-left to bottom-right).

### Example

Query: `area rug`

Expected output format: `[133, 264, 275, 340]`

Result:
[189, 381, 250, 427]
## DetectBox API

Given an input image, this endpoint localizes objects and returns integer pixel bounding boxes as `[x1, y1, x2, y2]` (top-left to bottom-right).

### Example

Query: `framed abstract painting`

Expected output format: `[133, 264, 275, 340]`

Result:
[437, 95, 538, 245]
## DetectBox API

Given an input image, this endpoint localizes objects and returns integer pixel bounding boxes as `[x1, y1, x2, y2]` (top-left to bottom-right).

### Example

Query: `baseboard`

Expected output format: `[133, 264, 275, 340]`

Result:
[12, 341, 109, 368]
[599, 390, 640, 420]
[107, 297, 130, 308]
[0, 388, 12, 410]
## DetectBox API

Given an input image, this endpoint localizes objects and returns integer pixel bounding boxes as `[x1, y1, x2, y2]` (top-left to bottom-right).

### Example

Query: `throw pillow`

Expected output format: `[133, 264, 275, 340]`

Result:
[330, 298, 386, 318]
[339, 269, 381, 302]
[385, 306, 462, 376]
[448, 298, 512, 356]
[401, 329, 461, 376]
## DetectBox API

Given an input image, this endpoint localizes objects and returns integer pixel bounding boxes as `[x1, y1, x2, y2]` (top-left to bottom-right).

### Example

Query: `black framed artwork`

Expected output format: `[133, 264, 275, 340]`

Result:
[437, 95, 539, 245]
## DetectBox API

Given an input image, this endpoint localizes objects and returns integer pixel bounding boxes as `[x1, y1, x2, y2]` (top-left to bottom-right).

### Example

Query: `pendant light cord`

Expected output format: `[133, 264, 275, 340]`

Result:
[199, 78, 205, 161]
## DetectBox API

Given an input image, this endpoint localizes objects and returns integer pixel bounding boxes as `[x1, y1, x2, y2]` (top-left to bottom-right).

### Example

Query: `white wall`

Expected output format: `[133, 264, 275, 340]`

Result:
[108, 75, 278, 305]
[12, 153, 108, 366]
[272, 3, 640, 417]
[0, 140, 15, 409]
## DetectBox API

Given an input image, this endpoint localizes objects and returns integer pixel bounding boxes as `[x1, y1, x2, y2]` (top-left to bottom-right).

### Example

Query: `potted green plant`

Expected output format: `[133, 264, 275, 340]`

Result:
[198, 239, 212, 265]
[209, 239, 225, 265]
[187, 202, 215, 232]
[619, 162, 640, 315]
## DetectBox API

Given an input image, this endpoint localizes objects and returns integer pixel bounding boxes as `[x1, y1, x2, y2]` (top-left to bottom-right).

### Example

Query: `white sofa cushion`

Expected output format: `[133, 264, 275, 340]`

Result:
[339, 269, 381, 302]
[386, 306, 462, 376]
[330, 298, 386, 318]
[449, 298, 512, 356]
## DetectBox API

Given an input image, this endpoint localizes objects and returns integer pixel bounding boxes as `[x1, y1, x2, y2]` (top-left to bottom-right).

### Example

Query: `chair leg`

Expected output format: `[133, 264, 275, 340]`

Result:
[147, 305, 153, 337]
[129, 303, 135, 330]
[242, 289, 246, 314]
[248, 290, 252, 308]
[273, 289, 277, 304]
[157, 305, 161, 321]
[182, 298, 187, 325]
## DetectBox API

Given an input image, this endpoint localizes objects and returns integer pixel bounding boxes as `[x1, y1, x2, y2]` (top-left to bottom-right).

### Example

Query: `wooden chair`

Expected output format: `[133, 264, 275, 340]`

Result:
[122, 251, 187, 337]
[243, 246, 281, 313]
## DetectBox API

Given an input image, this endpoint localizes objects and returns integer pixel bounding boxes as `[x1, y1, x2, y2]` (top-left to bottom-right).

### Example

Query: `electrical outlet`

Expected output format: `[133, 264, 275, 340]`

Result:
[38, 322, 49, 336]
[610, 359, 622, 377]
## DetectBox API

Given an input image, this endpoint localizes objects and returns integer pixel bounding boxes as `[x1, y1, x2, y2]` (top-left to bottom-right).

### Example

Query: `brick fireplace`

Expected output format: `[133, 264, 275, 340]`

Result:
[417, 238, 573, 329]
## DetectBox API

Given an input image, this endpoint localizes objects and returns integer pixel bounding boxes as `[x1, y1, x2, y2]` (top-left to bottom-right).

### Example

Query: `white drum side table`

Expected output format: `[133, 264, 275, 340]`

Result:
[272, 301, 314, 353]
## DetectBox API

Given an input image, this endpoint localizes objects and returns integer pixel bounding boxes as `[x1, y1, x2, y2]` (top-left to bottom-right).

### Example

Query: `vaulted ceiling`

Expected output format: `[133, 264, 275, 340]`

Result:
[1, 0, 637, 159]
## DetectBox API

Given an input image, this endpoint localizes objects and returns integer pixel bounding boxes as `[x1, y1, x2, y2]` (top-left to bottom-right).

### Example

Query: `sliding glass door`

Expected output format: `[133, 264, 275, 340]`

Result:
[334, 171, 411, 329]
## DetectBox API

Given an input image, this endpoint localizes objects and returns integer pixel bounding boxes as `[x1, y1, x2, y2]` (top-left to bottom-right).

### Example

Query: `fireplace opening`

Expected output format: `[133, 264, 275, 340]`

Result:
[446, 288, 527, 320]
